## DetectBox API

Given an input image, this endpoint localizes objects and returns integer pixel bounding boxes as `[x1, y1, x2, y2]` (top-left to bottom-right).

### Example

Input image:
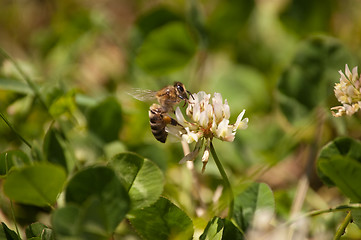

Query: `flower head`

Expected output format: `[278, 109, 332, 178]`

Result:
[331, 64, 361, 117]
[171, 91, 248, 171]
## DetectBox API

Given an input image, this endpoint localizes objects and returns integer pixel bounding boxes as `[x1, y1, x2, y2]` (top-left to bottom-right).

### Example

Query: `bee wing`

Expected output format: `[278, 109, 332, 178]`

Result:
[128, 88, 157, 102]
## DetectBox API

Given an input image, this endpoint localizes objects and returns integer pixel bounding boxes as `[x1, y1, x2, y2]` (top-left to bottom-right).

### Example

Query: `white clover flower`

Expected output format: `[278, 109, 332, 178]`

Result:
[173, 91, 249, 172]
[331, 64, 361, 117]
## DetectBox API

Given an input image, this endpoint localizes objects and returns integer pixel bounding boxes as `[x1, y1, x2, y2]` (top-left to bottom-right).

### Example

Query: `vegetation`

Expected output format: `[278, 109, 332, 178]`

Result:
[1, 0, 361, 239]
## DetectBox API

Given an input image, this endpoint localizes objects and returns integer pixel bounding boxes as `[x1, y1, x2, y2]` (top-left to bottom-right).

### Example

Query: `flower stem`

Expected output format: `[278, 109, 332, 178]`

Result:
[334, 211, 352, 240]
[210, 142, 234, 218]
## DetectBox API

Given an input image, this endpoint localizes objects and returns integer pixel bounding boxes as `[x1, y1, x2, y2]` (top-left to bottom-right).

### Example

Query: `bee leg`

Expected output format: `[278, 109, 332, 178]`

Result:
[181, 91, 193, 107]
[170, 118, 181, 126]
[164, 115, 177, 126]
[163, 115, 184, 128]
[187, 90, 194, 100]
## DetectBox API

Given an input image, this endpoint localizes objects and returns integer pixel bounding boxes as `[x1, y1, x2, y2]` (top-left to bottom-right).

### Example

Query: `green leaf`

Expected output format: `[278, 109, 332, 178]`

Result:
[317, 138, 361, 202]
[136, 6, 182, 37]
[26, 222, 54, 240]
[206, 0, 254, 48]
[42, 86, 65, 109]
[352, 209, 361, 230]
[79, 198, 119, 239]
[136, 22, 196, 75]
[86, 97, 123, 143]
[26, 222, 48, 238]
[200, 217, 223, 240]
[280, 0, 337, 35]
[277, 93, 309, 124]
[317, 137, 361, 187]
[40, 228, 54, 240]
[233, 182, 275, 232]
[210, 64, 270, 114]
[199, 217, 243, 240]
[130, 197, 193, 240]
[0, 222, 21, 240]
[0, 78, 33, 94]
[110, 152, 164, 210]
[5, 95, 33, 116]
[65, 166, 130, 233]
[52, 205, 81, 239]
[3, 163, 66, 207]
[43, 128, 67, 171]
[277, 36, 353, 123]
[49, 90, 77, 118]
[318, 137, 361, 161]
[53, 202, 116, 240]
[318, 156, 361, 202]
[0, 150, 30, 176]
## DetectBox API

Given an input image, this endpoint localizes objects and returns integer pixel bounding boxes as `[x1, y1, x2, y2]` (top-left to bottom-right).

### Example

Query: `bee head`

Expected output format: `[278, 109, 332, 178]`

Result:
[174, 82, 188, 101]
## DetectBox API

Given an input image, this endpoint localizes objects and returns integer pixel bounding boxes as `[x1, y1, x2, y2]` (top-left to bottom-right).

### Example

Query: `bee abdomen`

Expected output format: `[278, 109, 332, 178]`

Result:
[149, 105, 168, 143]
[151, 127, 168, 143]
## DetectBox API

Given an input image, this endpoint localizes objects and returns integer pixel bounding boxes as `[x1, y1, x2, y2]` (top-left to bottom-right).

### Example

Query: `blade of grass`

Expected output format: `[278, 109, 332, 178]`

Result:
[0, 47, 48, 110]
[0, 112, 32, 148]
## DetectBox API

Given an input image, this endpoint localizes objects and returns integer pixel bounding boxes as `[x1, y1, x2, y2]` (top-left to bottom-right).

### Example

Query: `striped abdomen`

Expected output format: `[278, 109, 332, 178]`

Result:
[149, 105, 168, 143]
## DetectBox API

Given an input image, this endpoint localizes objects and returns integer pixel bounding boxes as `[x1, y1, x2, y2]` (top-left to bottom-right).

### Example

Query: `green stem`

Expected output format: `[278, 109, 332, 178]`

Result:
[0, 112, 32, 148]
[334, 211, 352, 240]
[285, 204, 360, 225]
[5, 153, 21, 238]
[309, 205, 358, 218]
[210, 142, 234, 218]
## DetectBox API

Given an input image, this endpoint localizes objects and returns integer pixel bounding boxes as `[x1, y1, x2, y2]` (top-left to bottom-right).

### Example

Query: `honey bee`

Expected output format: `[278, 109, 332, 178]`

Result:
[130, 82, 192, 143]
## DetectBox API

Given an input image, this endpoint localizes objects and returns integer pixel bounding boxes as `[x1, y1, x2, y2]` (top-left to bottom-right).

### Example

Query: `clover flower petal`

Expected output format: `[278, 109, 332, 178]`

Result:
[182, 127, 199, 143]
[234, 110, 249, 130]
[216, 119, 230, 139]
[175, 107, 187, 126]
[199, 111, 209, 128]
[224, 100, 231, 119]
[193, 102, 201, 122]
[331, 64, 361, 117]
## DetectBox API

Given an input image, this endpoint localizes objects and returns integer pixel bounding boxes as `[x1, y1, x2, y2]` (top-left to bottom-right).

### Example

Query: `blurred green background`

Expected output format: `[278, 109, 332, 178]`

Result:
[1, 0, 361, 238]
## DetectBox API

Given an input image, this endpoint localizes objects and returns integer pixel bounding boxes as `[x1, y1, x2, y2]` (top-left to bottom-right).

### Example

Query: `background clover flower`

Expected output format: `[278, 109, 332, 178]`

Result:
[331, 64, 361, 117]
[174, 91, 248, 172]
